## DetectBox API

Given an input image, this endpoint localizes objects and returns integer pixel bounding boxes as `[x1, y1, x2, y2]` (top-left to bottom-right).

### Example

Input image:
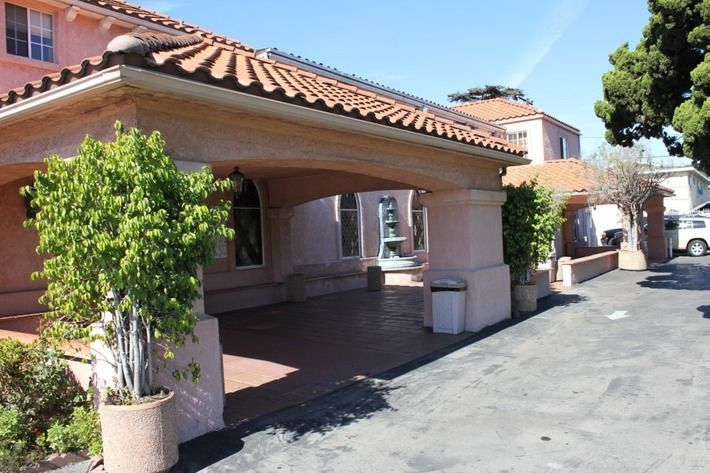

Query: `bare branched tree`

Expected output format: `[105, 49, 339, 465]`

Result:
[588, 144, 667, 252]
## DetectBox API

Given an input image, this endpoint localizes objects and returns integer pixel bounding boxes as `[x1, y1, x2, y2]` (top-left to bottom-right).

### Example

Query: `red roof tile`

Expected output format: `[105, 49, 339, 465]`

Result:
[503, 158, 595, 193]
[454, 98, 580, 132]
[0, 33, 525, 157]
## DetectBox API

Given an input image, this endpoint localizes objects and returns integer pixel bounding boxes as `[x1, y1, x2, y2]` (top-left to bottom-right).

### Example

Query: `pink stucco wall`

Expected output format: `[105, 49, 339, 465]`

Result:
[499, 116, 580, 163]
[0, 177, 46, 315]
[541, 118, 581, 160]
[1, 0, 136, 92]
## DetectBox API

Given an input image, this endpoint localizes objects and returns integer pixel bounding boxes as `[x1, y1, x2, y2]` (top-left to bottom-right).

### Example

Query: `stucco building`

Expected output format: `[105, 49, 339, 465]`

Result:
[454, 98, 581, 163]
[0, 0, 529, 336]
[661, 166, 710, 215]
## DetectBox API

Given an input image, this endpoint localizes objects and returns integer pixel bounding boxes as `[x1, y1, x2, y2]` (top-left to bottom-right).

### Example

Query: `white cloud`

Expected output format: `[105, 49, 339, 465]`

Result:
[505, 0, 590, 87]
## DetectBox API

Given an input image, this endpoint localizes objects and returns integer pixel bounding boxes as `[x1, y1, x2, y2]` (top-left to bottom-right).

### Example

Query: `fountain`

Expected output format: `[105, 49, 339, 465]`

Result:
[377, 196, 419, 269]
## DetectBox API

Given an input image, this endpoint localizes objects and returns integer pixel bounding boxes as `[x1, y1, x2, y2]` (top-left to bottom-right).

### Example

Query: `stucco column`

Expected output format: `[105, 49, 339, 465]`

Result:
[268, 207, 295, 286]
[153, 160, 224, 441]
[645, 195, 666, 259]
[420, 189, 511, 332]
[561, 207, 578, 257]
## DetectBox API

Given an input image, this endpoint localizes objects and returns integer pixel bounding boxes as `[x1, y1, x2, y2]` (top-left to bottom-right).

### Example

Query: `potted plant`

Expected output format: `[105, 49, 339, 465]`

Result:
[502, 181, 565, 314]
[23, 122, 234, 472]
[588, 145, 667, 271]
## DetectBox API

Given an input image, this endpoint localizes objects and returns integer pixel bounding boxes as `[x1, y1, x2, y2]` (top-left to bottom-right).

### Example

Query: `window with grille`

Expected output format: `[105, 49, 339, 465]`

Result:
[340, 193, 360, 258]
[233, 180, 263, 267]
[411, 191, 427, 251]
[5, 3, 54, 62]
[506, 131, 528, 149]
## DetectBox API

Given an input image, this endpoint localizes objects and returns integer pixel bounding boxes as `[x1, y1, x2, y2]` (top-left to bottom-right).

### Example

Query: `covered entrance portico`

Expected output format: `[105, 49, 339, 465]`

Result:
[0, 32, 529, 441]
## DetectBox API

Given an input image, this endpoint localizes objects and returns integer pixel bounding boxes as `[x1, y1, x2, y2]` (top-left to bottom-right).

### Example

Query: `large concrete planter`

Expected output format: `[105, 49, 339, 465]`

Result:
[618, 250, 647, 271]
[100, 391, 178, 473]
[512, 284, 537, 315]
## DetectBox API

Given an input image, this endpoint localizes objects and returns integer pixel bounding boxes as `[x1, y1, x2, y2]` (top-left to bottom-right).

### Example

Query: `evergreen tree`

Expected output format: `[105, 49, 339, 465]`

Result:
[595, 0, 710, 174]
[448, 85, 532, 104]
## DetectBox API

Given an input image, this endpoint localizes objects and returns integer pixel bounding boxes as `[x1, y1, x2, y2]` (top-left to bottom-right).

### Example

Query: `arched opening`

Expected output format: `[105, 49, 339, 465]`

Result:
[233, 179, 264, 268]
[339, 192, 361, 258]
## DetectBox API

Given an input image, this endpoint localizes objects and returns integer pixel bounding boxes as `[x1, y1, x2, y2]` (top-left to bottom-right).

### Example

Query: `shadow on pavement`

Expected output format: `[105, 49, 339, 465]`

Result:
[698, 305, 710, 319]
[637, 261, 710, 291]
[172, 290, 587, 472]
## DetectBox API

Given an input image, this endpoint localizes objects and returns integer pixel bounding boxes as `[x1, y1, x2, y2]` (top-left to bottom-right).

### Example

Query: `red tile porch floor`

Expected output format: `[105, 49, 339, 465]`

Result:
[218, 284, 473, 425]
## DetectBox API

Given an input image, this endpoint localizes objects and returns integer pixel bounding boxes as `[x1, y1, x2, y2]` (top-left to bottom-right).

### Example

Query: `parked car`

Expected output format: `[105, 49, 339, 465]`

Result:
[601, 227, 623, 246]
[665, 216, 709, 256]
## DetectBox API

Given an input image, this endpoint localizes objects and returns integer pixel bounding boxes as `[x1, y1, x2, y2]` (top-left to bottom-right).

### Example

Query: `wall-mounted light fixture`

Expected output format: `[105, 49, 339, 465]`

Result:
[228, 167, 246, 198]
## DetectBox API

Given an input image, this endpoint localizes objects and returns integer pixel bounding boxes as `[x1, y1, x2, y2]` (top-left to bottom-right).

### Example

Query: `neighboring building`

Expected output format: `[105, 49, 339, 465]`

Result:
[453, 98, 581, 163]
[660, 166, 710, 215]
[0, 0, 528, 338]
[504, 159, 669, 260]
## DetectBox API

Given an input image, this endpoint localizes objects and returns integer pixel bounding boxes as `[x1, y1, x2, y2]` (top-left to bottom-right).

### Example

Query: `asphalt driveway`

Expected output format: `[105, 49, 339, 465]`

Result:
[175, 256, 709, 472]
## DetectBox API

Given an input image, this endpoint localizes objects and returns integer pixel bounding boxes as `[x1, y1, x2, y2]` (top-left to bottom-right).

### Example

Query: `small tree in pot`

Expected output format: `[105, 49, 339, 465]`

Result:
[22, 123, 234, 472]
[502, 181, 565, 314]
[588, 145, 667, 270]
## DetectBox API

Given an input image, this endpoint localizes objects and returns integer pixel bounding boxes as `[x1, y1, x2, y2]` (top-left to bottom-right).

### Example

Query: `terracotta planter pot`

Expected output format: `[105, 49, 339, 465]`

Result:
[100, 391, 178, 473]
[618, 250, 647, 271]
[512, 284, 537, 314]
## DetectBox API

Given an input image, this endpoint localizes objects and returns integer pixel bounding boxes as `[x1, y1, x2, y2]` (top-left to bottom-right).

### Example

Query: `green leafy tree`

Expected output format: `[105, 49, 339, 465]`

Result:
[502, 182, 565, 285]
[595, 0, 710, 174]
[448, 84, 532, 104]
[22, 123, 234, 400]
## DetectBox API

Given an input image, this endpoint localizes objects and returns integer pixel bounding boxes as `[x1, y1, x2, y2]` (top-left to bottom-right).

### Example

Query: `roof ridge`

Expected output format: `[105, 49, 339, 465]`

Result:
[107, 32, 203, 56]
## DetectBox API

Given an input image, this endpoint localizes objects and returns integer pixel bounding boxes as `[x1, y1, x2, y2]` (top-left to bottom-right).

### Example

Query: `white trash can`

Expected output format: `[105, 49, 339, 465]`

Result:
[431, 278, 467, 334]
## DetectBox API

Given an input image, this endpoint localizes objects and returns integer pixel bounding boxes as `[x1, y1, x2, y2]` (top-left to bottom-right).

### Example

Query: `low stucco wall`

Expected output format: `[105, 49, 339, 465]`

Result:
[561, 251, 618, 287]
[93, 314, 225, 444]
[535, 269, 551, 299]
[574, 246, 616, 258]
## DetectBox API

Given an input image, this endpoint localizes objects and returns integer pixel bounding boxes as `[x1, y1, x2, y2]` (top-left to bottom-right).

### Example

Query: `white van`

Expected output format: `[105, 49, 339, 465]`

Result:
[665, 216, 710, 256]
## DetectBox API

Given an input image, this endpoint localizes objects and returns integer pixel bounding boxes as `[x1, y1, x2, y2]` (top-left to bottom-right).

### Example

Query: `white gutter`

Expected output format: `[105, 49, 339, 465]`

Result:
[0, 66, 125, 127]
[0, 65, 530, 166]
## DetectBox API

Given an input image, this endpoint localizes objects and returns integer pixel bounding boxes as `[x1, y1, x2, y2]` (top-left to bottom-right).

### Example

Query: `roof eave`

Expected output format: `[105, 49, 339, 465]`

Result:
[0, 65, 530, 166]
[59, 0, 185, 37]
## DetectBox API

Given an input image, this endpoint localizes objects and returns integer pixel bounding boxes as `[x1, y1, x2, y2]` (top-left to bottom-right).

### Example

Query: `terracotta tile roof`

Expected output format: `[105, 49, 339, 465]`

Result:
[453, 98, 580, 132]
[503, 158, 595, 193]
[0, 33, 525, 157]
[79, 0, 252, 51]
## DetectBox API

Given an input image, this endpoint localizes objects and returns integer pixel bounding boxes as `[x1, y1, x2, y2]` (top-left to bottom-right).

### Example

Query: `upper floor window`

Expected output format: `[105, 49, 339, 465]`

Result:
[560, 136, 568, 159]
[411, 191, 427, 251]
[339, 193, 360, 258]
[233, 179, 263, 267]
[506, 131, 528, 149]
[5, 3, 54, 62]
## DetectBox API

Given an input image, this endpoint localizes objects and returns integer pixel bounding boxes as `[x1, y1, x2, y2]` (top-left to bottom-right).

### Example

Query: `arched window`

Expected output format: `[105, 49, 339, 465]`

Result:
[234, 179, 263, 267]
[411, 191, 427, 251]
[339, 193, 360, 258]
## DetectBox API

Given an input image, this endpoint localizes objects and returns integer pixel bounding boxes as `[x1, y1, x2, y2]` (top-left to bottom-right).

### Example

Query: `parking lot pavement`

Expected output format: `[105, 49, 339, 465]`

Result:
[171, 255, 707, 472]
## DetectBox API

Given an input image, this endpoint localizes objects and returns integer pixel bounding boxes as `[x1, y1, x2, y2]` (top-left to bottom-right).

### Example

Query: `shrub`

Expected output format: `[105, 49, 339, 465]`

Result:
[41, 406, 102, 457]
[0, 406, 31, 472]
[502, 181, 565, 285]
[0, 339, 83, 436]
[0, 339, 101, 470]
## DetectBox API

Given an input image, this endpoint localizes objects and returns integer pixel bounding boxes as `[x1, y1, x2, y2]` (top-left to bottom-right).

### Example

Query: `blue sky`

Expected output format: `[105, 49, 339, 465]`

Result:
[144, 0, 683, 163]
